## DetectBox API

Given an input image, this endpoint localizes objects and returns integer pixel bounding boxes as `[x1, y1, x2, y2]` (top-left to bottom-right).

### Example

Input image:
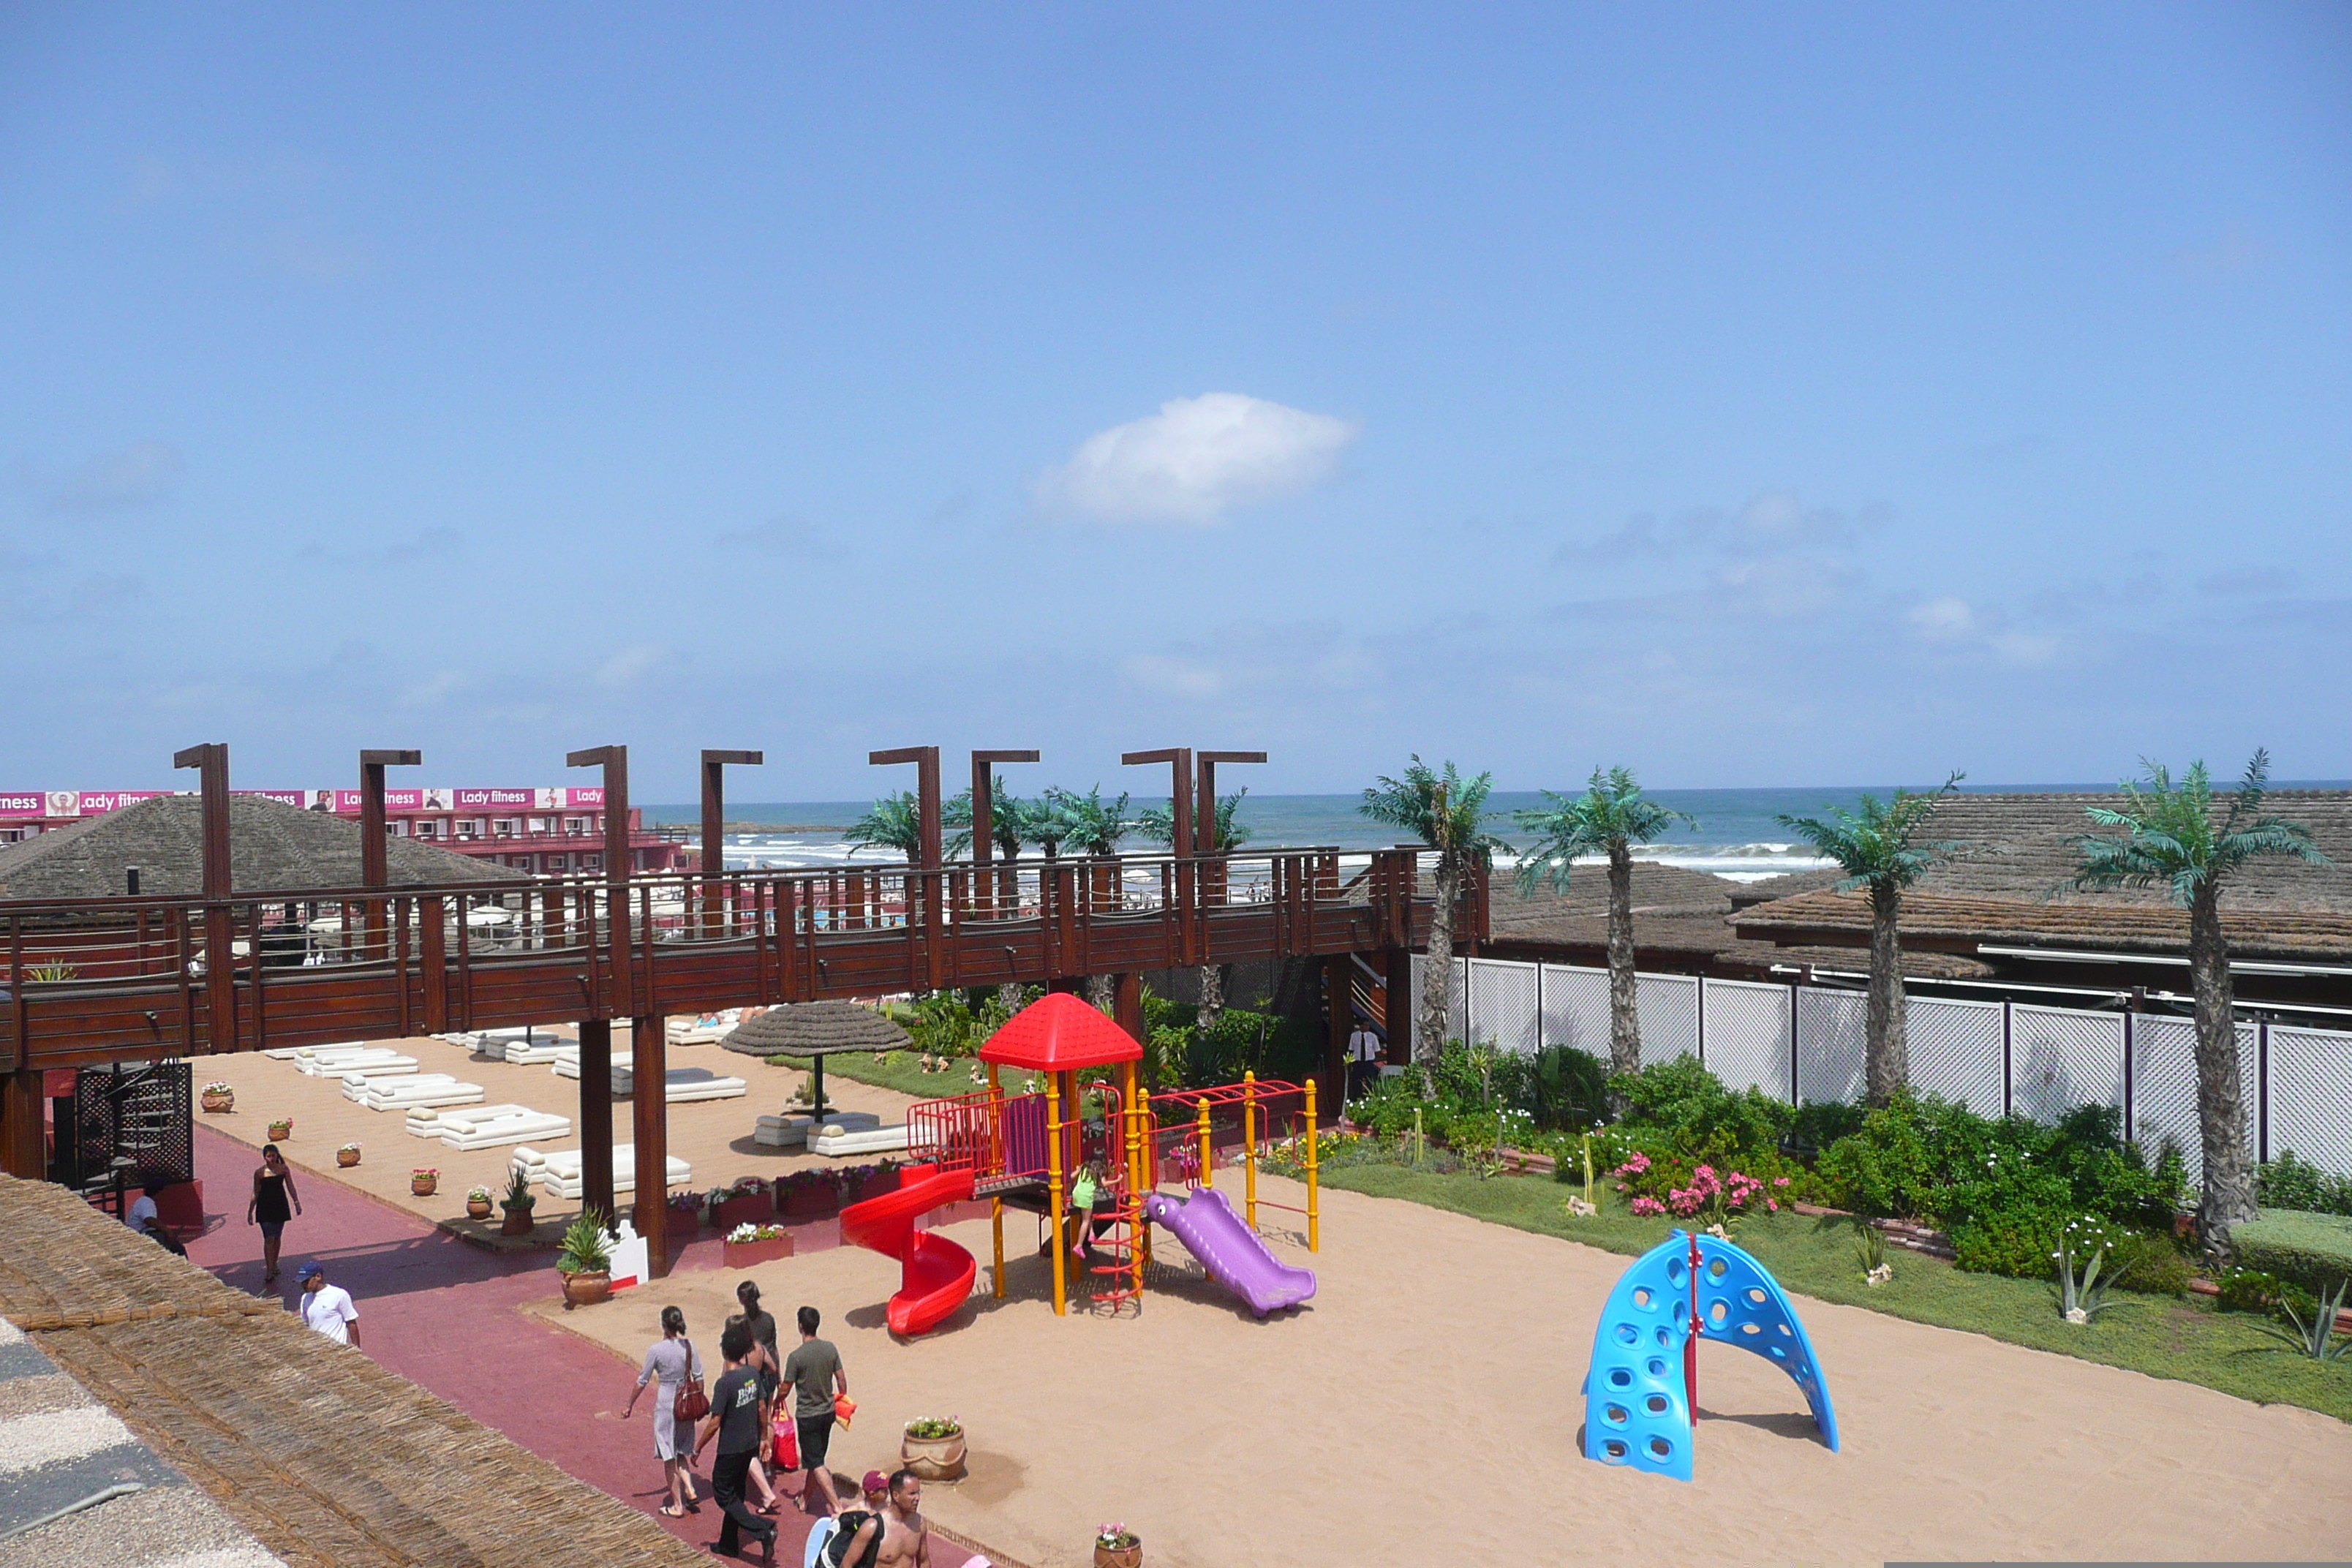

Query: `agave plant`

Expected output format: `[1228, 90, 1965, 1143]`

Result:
[557, 1208, 614, 1275]
[2053, 1216, 2119, 1324]
[1855, 1218, 1891, 1285]
[2266, 1277, 2352, 1362]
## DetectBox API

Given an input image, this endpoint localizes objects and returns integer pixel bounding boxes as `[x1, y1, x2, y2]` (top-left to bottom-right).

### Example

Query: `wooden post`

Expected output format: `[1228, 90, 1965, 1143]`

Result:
[578, 1019, 615, 1225]
[1114, 973, 1144, 1047]
[174, 744, 233, 1055]
[701, 750, 762, 941]
[1384, 947, 1413, 1067]
[633, 1012, 668, 1273]
[870, 747, 943, 987]
[360, 750, 421, 962]
[968, 750, 1039, 921]
[1122, 750, 1194, 961]
[1195, 750, 1264, 919]
[1324, 954, 1353, 1101]
[0, 1068, 43, 1180]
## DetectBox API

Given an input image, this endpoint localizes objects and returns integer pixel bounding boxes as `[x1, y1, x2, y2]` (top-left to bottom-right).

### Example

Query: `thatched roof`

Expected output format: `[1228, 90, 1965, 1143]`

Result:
[1486, 860, 1992, 979]
[721, 1000, 909, 1058]
[1731, 790, 2352, 960]
[0, 1172, 707, 1568]
[0, 795, 516, 902]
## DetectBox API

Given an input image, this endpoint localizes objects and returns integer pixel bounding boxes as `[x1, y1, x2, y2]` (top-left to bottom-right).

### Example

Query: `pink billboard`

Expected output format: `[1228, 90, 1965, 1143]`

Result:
[0, 792, 48, 818]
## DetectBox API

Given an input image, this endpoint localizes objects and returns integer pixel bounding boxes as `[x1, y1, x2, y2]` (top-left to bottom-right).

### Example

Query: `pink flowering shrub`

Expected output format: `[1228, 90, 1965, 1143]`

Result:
[1611, 1147, 1806, 1225]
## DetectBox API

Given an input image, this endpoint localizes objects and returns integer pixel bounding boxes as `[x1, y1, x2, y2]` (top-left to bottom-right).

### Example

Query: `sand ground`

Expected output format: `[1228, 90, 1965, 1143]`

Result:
[191, 1029, 936, 1234]
[212, 1044, 2352, 1567]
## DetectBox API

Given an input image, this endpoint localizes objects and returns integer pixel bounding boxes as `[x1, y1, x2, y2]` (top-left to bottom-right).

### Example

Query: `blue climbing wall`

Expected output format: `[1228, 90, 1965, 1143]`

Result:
[1581, 1229, 1837, 1482]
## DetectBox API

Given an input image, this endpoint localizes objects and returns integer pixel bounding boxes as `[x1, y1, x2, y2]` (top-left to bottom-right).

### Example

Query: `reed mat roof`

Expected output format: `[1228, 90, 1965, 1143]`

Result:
[0, 1173, 707, 1568]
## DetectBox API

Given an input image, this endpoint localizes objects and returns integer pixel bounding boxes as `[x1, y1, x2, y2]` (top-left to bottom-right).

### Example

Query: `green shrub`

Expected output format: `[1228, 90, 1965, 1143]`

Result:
[1816, 1091, 1987, 1219]
[1607, 1055, 1792, 1161]
[2256, 1151, 2352, 1218]
[1952, 1207, 2063, 1277]
[1490, 1044, 1610, 1131]
[1788, 1099, 1867, 1154]
[2214, 1266, 2292, 1315]
[2105, 1229, 2194, 1297]
[2231, 1208, 2352, 1299]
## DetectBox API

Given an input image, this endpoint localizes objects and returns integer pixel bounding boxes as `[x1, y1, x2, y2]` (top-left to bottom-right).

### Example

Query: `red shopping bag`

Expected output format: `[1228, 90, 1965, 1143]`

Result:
[771, 1414, 800, 1471]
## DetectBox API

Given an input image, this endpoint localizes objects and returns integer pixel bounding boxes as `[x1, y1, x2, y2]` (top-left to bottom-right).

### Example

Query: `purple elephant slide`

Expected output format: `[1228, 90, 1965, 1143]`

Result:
[1141, 1187, 1316, 1316]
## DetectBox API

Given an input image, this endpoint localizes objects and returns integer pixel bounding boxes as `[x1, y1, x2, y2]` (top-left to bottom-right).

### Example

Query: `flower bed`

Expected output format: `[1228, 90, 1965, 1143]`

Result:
[723, 1222, 793, 1268]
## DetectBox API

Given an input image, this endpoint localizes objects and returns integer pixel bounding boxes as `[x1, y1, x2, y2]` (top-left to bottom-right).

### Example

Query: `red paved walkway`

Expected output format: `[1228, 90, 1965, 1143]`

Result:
[184, 1125, 983, 1567]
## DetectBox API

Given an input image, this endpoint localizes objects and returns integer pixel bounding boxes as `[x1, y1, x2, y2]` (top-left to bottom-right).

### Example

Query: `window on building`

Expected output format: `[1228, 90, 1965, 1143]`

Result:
[494, 818, 519, 837]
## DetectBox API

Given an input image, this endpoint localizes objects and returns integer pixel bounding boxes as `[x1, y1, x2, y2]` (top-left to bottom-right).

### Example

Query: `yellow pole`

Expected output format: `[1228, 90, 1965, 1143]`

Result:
[1196, 1096, 1213, 1189]
[990, 1063, 1005, 1300]
[1137, 1086, 1153, 1273]
[1305, 1077, 1319, 1254]
[1047, 1074, 1067, 1316]
[1243, 1070, 1258, 1232]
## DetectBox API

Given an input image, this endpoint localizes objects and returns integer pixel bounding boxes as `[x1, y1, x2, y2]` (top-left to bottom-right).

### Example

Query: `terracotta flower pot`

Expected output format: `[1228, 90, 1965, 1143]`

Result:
[336, 1148, 361, 1169]
[723, 1235, 794, 1269]
[411, 1173, 437, 1196]
[268, 1120, 293, 1141]
[560, 1270, 611, 1308]
[467, 1198, 494, 1220]
[900, 1428, 966, 1481]
[1094, 1543, 1142, 1568]
[501, 1202, 536, 1237]
[201, 1091, 234, 1115]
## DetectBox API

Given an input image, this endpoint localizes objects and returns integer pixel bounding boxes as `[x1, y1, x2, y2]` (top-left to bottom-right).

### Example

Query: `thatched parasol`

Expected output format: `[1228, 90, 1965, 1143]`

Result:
[721, 1000, 911, 1118]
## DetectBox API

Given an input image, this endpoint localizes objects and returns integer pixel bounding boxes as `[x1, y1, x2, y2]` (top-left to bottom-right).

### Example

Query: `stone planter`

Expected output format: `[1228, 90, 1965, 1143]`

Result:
[714, 1192, 774, 1231]
[723, 1235, 794, 1269]
[466, 1198, 494, 1221]
[782, 1183, 837, 1219]
[411, 1172, 437, 1197]
[560, 1270, 611, 1308]
[268, 1120, 293, 1142]
[1094, 1543, 1142, 1568]
[501, 1202, 536, 1237]
[200, 1091, 234, 1115]
[336, 1147, 361, 1169]
[900, 1428, 966, 1481]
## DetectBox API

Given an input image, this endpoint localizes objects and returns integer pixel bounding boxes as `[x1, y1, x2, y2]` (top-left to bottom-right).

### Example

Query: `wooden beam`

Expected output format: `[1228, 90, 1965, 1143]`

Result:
[359, 750, 421, 961]
[967, 750, 1039, 919]
[578, 1019, 615, 1226]
[174, 744, 233, 1055]
[1123, 750, 1194, 961]
[701, 751, 762, 941]
[633, 1012, 668, 1275]
[0, 1068, 42, 1180]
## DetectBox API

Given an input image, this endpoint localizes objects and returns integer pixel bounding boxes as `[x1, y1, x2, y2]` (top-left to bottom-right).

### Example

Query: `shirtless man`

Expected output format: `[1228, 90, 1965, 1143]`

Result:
[875, 1469, 930, 1567]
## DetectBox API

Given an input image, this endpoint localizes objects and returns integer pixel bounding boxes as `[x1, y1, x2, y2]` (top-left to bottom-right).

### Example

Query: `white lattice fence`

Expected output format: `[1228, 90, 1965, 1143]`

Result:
[1905, 996, 2005, 1115]
[1704, 979, 1792, 1098]
[1464, 959, 1542, 1055]
[2263, 1025, 2352, 1176]
[1796, 988, 1866, 1105]
[2130, 1014, 2256, 1185]
[1636, 973, 1700, 1067]
[1539, 965, 1611, 1059]
[2010, 1005, 2124, 1124]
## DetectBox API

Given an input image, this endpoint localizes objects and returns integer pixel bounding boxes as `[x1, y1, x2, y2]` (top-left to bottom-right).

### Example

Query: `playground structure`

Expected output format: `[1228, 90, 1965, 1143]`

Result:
[1582, 1229, 1837, 1483]
[837, 992, 1321, 1333]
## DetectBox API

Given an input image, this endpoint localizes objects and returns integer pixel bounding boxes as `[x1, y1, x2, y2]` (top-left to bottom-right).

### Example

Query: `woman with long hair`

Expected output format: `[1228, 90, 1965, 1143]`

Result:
[623, 1304, 706, 1517]
[245, 1144, 302, 1286]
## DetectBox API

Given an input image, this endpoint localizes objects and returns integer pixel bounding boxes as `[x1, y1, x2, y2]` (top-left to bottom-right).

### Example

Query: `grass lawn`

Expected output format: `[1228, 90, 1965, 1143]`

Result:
[781, 1048, 995, 1102]
[1320, 1160, 2352, 1424]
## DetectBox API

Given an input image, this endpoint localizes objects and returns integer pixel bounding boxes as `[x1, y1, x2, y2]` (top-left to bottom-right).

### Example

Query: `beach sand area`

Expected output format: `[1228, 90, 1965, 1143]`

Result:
[208, 1041, 2352, 1567]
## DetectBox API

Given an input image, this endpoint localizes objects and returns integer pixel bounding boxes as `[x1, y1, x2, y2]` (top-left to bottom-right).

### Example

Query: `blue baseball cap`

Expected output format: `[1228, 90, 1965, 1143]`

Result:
[295, 1262, 323, 1284]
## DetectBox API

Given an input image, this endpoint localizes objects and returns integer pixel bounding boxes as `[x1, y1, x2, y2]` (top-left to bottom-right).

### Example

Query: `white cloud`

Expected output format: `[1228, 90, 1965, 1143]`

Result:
[1908, 595, 1978, 641]
[597, 643, 668, 687]
[1038, 393, 1357, 524]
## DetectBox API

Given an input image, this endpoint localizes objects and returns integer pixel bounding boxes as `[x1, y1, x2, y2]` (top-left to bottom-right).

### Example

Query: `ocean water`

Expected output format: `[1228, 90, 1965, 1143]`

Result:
[644, 785, 2057, 883]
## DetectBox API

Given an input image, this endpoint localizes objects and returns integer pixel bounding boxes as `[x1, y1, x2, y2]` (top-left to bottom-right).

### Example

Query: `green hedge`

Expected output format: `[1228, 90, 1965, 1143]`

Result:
[2231, 1207, 2352, 1297]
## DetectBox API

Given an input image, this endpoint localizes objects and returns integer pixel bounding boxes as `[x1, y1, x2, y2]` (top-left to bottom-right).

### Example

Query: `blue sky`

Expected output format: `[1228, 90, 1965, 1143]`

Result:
[3, 5, 2347, 799]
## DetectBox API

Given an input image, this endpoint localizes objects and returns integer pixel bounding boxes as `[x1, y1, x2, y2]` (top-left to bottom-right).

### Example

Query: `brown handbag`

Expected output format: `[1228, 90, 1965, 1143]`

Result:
[673, 1342, 709, 1425]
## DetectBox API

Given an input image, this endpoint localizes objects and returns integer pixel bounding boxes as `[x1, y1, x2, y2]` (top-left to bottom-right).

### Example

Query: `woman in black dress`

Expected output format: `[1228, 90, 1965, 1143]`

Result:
[246, 1143, 302, 1284]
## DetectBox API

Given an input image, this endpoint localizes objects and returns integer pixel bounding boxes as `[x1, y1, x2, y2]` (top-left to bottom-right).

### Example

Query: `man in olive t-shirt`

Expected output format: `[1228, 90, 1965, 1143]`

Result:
[780, 1304, 847, 1518]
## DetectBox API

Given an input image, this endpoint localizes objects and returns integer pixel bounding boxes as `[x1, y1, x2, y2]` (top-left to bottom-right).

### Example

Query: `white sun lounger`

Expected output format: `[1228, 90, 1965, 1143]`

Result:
[361, 1079, 485, 1112]
[543, 1161, 694, 1200]
[810, 1120, 909, 1158]
[437, 1109, 573, 1151]
[607, 1065, 747, 1101]
[407, 1103, 533, 1139]
[304, 1052, 417, 1079]
[269, 1042, 374, 1065]
[753, 1113, 817, 1149]
[504, 1038, 570, 1064]
[342, 1070, 456, 1102]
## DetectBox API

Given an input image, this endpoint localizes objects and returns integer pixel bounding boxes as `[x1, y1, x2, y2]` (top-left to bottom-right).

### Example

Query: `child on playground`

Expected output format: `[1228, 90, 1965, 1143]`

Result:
[1068, 1158, 1115, 1259]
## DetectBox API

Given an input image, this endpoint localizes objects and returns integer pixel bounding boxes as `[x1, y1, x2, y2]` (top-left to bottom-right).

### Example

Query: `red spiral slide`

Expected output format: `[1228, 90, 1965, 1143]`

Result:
[837, 1162, 979, 1337]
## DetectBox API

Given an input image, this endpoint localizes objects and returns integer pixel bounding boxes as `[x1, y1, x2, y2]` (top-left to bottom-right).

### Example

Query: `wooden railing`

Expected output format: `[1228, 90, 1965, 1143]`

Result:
[0, 848, 1477, 1071]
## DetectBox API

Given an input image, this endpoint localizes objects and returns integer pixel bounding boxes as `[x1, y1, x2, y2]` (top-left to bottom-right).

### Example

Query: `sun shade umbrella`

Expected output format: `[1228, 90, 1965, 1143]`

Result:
[721, 1000, 911, 1121]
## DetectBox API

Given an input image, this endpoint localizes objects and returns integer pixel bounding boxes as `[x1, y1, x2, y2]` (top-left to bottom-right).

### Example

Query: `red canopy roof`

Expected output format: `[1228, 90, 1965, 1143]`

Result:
[978, 992, 1144, 1071]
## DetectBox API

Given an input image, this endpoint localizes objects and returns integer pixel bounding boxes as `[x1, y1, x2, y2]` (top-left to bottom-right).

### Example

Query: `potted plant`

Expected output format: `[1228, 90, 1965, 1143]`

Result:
[780, 1168, 837, 1219]
[336, 1141, 361, 1168]
[465, 1185, 494, 1221]
[715, 1176, 775, 1231]
[200, 1081, 235, 1114]
[557, 1209, 614, 1308]
[1093, 1523, 1142, 1568]
[500, 1167, 538, 1237]
[853, 1159, 903, 1203]
[901, 1416, 965, 1481]
[723, 1221, 794, 1268]
[268, 1117, 294, 1142]
[670, 1191, 706, 1229]
[411, 1168, 439, 1197]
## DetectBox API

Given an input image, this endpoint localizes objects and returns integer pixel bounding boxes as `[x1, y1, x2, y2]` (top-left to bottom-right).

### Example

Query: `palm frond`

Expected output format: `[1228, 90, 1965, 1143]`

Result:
[2067, 750, 2329, 908]
[1512, 766, 1692, 895]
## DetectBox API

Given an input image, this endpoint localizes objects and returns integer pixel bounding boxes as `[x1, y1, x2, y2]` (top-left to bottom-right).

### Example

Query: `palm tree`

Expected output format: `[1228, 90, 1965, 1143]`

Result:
[2068, 750, 2331, 1256]
[1049, 787, 1133, 1010]
[1360, 758, 1499, 1084]
[1515, 766, 1694, 1105]
[1776, 774, 1967, 1109]
[846, 791, 924, 860]
[1136, 788, 1254, 1025]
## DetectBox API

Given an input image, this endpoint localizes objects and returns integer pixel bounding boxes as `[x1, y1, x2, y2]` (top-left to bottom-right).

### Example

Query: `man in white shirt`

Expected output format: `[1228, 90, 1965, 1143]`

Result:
[296, 1262, 361, 1348]
[124, 1183, 186, 1255]
[1346, 1024, 1384, 1099]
